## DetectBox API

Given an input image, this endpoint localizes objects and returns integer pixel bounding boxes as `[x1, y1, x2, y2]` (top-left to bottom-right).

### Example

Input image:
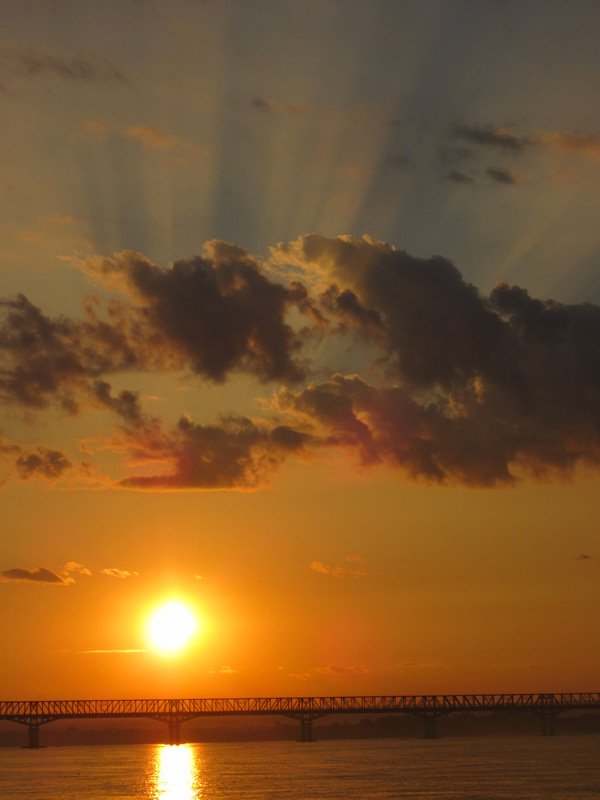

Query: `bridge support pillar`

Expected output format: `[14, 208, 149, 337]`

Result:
[27, 724, 40, 749]
[299, 717, 314, 742]
[168, 719, 181, 746]
[541, 713, 556, 736]
[422, 715, 438, 739]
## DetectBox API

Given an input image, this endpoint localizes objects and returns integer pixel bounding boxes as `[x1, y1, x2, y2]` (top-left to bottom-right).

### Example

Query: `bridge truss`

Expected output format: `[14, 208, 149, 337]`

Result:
[1, 693, 598, 747]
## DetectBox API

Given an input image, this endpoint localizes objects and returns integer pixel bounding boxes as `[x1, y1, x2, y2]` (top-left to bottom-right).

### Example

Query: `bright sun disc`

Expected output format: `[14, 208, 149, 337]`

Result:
[147, 601, 198, 655]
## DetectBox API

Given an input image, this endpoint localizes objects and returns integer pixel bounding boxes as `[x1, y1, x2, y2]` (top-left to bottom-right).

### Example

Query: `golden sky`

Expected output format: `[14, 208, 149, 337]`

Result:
[0, 0, 599, 699]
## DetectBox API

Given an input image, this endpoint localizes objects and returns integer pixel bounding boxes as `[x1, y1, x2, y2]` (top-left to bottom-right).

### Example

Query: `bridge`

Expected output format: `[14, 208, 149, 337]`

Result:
[1, 693, 599, 747]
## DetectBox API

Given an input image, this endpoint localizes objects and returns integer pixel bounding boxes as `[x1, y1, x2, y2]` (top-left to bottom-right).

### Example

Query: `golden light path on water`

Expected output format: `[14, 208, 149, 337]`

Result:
[153, 744, 202, 799]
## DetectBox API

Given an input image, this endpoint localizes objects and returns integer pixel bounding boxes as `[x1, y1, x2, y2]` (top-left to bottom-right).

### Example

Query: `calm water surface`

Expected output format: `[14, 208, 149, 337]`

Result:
[1, 736, 599, 799]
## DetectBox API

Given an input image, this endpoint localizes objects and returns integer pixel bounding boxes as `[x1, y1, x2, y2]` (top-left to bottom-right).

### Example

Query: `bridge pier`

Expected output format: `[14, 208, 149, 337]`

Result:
[299, 716, 315, 742]
[27, 724, 40, 749]
[421, 715, 438, 739]
[168, 719, 181, 746]
[540, 713, 557, 736]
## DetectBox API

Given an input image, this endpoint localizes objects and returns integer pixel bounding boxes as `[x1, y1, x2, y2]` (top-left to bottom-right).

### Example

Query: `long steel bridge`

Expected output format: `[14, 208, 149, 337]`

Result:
[1, 692, 599, 747]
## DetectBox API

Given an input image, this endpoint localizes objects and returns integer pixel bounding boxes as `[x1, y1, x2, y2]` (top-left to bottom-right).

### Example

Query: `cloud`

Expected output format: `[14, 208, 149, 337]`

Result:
[116, 414, 310, 490]
[445, 170, 474, 184]
[576, 554, 592, 560]
[0, 566, 68, 584]
[3, 234, 600, 490]
[101, 568, 139, 579]
[314, 664, 370, 675]
[486, 167, 524, 185]
[271, 235, 600, 485]
[81, 120, 202, 162]
[251, 96, 307, 115]
[16, 447, 71, 479]
[2, 48, 126, 84]
[452, 124, 600, 162]
[537, 131, 600, 159]
[79, 243, 309, 384]
[63, 561, 92, 577]
[453, 124, 531, 152]
[310, 559, 369, 577]
[0, 432, 72, 483]
[81, 649, 146, 654]
[207, 665, 238, 674]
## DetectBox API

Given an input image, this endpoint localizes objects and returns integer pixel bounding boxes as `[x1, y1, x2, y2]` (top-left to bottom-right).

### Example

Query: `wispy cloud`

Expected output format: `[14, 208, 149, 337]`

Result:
[0, 566, 68, 585]
[251, 96, 307, 115]
[207, 665, 238, 675]
[453, 124, 530, 152]
[486, 167, 524, 185]
[81, 649, 146, 654]
[1, 47, 126, 84]
[309, 557, 370, 578]
[81, 119, 204, 162]
[314, 663, 370, 675]
[101, 568, 139, 579]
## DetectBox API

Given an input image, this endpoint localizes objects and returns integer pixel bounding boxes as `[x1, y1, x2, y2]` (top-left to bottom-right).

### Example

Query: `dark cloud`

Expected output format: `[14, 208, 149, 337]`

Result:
[445, 170, 474, 184]
[251, 96, 273, 113]
[16, 447, 71, 480]
[3, 48, 126, 84]
[83, 243, 307, 383]
[0, 566, 68, 584]
[274, 235, 511, 391]
[0, 432, 71, 483]
[250, 96, 307, 115]
[486, 167, 524, 185]
[0, 244, 311, 417]
[0, 294, 140, 412]
[2, 234, 600, 490]
[271, 235, 600, 486]
[576, 554, 592, 560]
[453, 125, 531, 152]
[118, 413, 310, 490]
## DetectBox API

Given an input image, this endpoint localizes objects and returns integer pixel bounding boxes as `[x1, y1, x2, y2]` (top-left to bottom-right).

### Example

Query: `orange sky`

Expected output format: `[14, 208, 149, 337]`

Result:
[0, 0, 599, 700]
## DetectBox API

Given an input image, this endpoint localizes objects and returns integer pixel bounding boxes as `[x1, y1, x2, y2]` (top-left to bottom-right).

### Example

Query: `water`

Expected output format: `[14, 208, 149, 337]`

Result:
[1, 736, 599, 799]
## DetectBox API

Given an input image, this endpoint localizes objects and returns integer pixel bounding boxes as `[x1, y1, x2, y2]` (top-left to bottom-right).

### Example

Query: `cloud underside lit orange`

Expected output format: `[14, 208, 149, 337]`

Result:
[0, 234, 599, 491]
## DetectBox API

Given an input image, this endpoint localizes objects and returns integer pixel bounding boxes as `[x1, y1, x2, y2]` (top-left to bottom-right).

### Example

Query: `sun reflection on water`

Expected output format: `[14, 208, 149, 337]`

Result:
[152, 743, 202, 799]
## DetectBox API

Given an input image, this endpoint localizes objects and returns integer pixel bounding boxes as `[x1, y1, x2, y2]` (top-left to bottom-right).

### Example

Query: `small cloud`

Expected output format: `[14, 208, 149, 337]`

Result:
[251, 96, 307, 115]
[344, 554, 364, 563]
[81, 119, 202, 163]
[207, 665, 238, 674]
[445, 170, 474, 184]
[576, 554, 592, 560]
[537, 131, 600, 159]
[16, 448, 72, 480]
[81, 649, 146, 654]
[314, 664, 370, 675]
[0, 566, 68, 585]
[3, 47, 126, 84]
[101, 567, 139, 579]
[251, 96, 273, 113]
[453, 124, 531, 152]
[486, 167, 524, 185]
[289, 672, 313, 681]
[193, 574, 204, 580]
[63, 561, 92, 577]
[309, 560, 369, 577]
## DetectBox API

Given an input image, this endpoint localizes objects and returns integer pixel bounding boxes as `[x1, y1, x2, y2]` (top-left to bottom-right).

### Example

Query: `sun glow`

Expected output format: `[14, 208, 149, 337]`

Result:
[147, 601, 199, 655]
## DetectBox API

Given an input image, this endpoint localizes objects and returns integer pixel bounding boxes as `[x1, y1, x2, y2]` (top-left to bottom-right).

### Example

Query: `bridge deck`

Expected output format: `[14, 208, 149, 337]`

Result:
[1, 692, 599, 724]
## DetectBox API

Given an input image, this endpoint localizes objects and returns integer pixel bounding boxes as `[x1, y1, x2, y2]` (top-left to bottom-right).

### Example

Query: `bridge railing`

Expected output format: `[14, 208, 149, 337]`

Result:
[1, 692, 599, 720]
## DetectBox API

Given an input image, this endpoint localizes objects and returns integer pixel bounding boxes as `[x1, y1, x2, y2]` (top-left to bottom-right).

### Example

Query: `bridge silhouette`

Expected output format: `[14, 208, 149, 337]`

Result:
[2, 692, 599, 747]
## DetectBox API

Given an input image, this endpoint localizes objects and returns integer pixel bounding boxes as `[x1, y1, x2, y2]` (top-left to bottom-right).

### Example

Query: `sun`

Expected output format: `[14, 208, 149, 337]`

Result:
[147, 601, 199, 655]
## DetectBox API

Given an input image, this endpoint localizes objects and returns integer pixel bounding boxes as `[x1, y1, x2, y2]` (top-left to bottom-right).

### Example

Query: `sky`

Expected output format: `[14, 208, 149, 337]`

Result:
[0, 0, 599, 700]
